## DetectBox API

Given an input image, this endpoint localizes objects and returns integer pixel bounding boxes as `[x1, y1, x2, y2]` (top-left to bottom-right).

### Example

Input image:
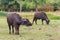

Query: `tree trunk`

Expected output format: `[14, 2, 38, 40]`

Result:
[20, 0, 22, 12]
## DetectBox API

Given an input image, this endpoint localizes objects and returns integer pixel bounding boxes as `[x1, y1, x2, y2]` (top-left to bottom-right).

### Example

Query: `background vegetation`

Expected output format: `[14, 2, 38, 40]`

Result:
[0, 12, 60, 20]
[0, 0, 60, 12]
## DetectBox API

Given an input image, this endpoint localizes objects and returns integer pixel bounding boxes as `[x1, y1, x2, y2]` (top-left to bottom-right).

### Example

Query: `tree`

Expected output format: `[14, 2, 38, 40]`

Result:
[0, 0, 14, 11]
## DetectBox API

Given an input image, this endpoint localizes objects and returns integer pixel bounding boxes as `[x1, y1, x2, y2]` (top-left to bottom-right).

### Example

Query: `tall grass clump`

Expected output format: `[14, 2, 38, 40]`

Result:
[0, 12, 7, 17]
[0, 12, 60, 20]
[20, 13, 60, 20]
[47, 14, 60, 20]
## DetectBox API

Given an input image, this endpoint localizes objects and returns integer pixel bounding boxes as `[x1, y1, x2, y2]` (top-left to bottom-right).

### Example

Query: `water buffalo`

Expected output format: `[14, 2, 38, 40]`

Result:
[7, 13, 32, 35]
[32, 11, 50, 25]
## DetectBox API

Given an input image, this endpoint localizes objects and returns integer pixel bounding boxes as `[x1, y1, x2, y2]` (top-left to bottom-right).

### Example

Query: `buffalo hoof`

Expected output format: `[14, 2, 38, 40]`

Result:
[12, 33, 14, 35]
[9, 32, 11, 34]
[15, 33, 19, 35]
[12, 31, 14, 34]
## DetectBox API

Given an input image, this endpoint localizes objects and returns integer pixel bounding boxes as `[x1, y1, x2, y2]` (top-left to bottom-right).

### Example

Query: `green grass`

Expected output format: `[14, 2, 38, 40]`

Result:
[47, 13, 60, 20]
[20, 13, 60, 20]
[0, 12, 7, 17]
[0, 17, 60, 40]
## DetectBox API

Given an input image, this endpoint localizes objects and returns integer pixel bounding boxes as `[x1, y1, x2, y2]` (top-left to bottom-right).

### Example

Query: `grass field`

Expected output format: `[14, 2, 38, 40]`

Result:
[0, 17, 60, 40]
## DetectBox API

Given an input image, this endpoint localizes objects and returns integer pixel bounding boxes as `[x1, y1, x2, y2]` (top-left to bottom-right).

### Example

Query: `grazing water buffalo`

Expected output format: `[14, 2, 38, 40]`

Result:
[7, 13, 32, 35]
[32, 11, 50, 25]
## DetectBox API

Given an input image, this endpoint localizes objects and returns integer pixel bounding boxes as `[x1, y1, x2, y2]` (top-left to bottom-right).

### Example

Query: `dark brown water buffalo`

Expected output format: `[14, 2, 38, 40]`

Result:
[7, 13, 32, 35]
[32, 11, 50, 25]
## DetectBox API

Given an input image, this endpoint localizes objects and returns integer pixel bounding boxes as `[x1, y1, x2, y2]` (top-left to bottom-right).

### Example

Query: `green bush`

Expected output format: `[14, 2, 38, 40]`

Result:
[22, 1, 36, 11]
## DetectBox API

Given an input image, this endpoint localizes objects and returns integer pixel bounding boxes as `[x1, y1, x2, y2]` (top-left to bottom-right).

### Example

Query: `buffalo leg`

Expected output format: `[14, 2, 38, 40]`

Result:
[32, 18, 35, 24]
[14, 25, 19, 35]
[8, 25, 11, 34]
[15, 26, 19, 35]
[12, 25, 14, 34]
[42, 19, 43, 25]
[35, 19, 37, 24]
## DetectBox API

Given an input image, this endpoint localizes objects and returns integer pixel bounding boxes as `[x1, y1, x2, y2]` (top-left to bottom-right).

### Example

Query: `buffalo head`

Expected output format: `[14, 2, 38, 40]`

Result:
[46, 19, 50, 25]
[21, 18, 32, 26]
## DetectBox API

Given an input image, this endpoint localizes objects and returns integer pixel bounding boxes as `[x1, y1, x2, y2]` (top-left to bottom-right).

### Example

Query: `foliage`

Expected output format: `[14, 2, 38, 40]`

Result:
[22, 1, 36, 11]
[0, 0, 60, 11]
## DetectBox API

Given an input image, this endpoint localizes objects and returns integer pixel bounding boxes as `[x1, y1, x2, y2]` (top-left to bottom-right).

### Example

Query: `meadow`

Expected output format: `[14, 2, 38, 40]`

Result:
[0, 12, 60, 40]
